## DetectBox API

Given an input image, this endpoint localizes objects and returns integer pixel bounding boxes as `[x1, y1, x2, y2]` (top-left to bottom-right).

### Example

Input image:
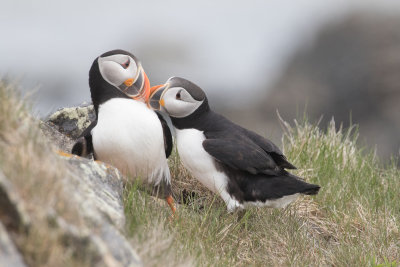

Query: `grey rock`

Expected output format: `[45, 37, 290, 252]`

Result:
[1, 154, 142, 267]
[40, 120, 76, 152]
[66, 157, 126, 230]
[0, 221, 27, 267]
[47, 210, 136, 267]
[2, 109, 142, 266]
[43, 104, 142, 265]
[46, 103, 96, 139]
[55, 156, 142, 267]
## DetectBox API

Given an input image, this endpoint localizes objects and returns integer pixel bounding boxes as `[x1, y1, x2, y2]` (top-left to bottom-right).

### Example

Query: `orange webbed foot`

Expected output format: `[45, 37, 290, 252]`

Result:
[166, 195, 177, 220]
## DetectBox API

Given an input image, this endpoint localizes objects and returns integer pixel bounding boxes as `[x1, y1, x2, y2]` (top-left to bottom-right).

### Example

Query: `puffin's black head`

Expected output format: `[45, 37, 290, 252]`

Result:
[147, 77, 209, 118]
[89, 49, 151, 115]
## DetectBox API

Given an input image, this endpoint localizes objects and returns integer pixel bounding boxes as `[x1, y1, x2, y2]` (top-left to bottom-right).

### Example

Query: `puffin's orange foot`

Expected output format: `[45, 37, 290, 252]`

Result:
[56, 150, 77, 158]
[166, 195, 177, 220]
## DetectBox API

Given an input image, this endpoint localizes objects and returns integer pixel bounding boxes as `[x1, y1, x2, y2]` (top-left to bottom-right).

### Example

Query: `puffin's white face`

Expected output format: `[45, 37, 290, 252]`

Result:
[160, 86, 204, 118]
[148, 77, 207, 118]
[98, 54, 147, 98]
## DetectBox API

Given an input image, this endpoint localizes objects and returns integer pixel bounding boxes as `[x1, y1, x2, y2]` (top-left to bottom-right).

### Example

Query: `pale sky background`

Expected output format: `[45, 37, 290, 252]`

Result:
[1, 0, 400, 117]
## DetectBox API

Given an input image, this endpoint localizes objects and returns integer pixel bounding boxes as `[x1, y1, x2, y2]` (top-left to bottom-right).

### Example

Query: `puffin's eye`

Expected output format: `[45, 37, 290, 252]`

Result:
[121, 59, 130, 69]
[176, 91, 181, 100]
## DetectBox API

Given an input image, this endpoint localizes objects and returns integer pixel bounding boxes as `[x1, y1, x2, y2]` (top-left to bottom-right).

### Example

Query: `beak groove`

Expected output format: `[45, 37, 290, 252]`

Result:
[119, 64, 150, 102]
[133, 71, 150, 101]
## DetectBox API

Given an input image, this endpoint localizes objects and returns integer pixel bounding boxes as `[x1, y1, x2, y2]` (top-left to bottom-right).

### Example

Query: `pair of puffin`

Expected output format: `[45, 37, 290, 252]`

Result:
[74, 49, 319, 213]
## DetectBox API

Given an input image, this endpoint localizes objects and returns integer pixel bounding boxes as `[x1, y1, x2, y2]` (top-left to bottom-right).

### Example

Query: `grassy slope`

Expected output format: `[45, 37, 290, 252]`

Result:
[1, 81, 398, 266]
[124, 116, 400, 266]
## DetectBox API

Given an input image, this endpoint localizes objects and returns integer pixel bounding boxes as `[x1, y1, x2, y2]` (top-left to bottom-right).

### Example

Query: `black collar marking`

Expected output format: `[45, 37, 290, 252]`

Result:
[155, 111, 173, 158]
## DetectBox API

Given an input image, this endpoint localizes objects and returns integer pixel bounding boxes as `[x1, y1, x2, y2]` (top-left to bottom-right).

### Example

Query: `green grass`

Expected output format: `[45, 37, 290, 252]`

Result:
[123, 115, 400, 266]
[1, 80, 398, 266]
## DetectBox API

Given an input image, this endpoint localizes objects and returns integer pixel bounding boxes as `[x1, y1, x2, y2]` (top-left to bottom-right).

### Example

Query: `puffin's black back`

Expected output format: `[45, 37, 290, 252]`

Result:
[171, 103, 295, 172]
[171, 105, 320, 202]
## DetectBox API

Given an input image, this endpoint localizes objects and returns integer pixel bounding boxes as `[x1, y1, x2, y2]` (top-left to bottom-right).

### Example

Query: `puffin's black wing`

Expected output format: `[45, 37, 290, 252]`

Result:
[71, 120, 96, 158]
[156, 112, 173, 158]
[244, 130, 297, 169]
[203, 136, 281, 175]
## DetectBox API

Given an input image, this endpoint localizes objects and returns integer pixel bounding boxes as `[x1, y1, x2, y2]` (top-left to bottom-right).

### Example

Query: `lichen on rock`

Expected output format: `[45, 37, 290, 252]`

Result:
[46, 103, 96, 139]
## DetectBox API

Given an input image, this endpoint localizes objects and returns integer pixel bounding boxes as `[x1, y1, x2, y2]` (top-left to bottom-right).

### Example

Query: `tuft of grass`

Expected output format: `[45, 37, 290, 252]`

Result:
[0, 81, 89, 266]
[124, 113, 400, 266]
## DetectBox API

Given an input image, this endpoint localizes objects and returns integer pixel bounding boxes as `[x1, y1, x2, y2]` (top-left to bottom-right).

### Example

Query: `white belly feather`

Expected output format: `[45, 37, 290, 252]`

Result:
[175, 128, 242, 211]
[92, 98, 170, 185]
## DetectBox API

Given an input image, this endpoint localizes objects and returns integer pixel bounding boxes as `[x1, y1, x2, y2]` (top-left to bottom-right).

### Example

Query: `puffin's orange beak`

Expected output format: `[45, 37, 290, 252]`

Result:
[147, 83, 168, 110]
[132, 71, 151, 102]
[150, 84, 164, 95]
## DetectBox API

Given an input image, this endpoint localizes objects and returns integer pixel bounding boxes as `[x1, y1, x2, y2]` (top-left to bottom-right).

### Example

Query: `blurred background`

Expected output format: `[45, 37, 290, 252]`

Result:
[1, 0, 399, 161]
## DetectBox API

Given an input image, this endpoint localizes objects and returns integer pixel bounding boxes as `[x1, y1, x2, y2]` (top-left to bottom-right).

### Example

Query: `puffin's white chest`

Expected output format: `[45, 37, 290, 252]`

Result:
[175, 129, 228, 194]
[92, 98, 168, 183]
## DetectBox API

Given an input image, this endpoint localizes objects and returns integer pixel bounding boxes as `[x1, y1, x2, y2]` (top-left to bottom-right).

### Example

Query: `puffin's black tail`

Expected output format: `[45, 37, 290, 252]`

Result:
[301, 184, 320, 195]
[285, 171, 320, 196]
[234, 170, 321, 203]
[71, 120, 96, 158]
[71, 136, 94, 158]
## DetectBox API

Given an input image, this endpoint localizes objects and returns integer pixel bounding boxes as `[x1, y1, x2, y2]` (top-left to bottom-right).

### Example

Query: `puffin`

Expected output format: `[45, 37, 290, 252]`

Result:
[71, 49, 175, 213]
[148, 77, 320, 212]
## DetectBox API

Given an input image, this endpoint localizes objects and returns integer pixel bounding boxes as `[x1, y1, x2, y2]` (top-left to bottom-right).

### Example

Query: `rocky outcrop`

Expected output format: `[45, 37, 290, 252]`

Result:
[1, 104, 142, 267]
[45, 105, 142, 266]
[46, 103, 96, 139]
[42, 104, 95, 153]
[55, 157, 141, 267]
